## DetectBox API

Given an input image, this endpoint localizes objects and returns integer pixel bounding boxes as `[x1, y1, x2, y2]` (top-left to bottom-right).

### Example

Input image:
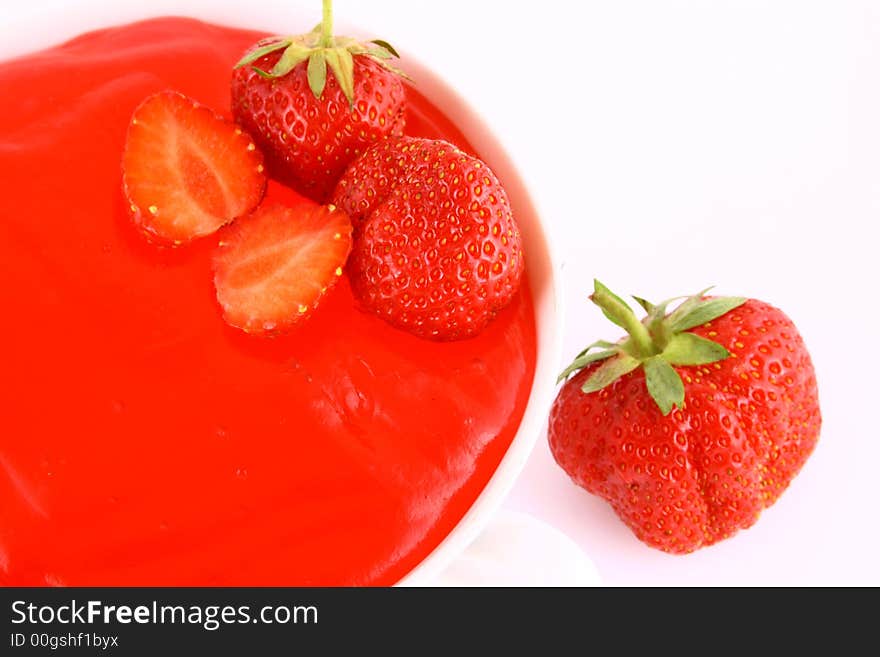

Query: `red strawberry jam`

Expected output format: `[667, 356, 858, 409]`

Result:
[0, 17, 536, 585]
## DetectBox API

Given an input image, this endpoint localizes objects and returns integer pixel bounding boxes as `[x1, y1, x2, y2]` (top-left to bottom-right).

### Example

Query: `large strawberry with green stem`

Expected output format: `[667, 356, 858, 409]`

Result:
[231, 0, 408, 202]
[549, 280, 821, 553]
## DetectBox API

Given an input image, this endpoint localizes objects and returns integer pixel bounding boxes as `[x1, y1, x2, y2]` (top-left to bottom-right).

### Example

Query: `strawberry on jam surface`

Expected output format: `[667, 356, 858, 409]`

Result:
[213, 202, 353, 335]
[335, 137, 525, 341]
[122, 90, 267, 245]
[0, 17, 536, 586]
[231, 0, 408, 202]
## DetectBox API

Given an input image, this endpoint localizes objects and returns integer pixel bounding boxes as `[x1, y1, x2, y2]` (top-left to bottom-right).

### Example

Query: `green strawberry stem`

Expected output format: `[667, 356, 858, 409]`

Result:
[321, 0, 334, 48]
[590, 281, 655, 358]
[233, 0, 408, 104]
[560, 280, 748, 416]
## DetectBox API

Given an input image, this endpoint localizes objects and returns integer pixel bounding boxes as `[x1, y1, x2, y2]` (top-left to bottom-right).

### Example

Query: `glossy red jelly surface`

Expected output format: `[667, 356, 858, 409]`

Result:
[0, 17, 536, 585]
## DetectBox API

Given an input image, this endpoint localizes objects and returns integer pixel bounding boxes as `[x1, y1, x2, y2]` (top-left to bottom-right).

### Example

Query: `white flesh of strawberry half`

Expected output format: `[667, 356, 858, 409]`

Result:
[122, 90, 266, 245]
[213, 202, 353, 334]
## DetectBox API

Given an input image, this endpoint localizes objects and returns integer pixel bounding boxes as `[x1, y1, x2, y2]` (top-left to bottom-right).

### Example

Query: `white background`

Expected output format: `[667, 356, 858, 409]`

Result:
[3, 0, 879, 585]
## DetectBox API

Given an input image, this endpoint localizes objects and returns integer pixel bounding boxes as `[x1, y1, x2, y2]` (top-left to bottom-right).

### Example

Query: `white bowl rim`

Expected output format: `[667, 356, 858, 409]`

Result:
[0, 2, 566, 586]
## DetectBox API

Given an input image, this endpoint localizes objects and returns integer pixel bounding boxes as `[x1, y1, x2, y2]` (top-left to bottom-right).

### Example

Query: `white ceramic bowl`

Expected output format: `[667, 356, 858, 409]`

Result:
[0, 0, 564, 586]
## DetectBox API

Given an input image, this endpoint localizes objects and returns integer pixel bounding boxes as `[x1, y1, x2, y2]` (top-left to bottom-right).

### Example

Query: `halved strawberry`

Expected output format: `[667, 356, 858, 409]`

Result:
[213, 202, 353, 334]
[122, 90, 266, 245]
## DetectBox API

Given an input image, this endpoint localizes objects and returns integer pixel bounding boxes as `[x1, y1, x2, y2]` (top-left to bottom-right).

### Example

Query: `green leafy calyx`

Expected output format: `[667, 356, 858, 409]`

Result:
[233, 0, 409, 105]
[557, 280, 747, 416]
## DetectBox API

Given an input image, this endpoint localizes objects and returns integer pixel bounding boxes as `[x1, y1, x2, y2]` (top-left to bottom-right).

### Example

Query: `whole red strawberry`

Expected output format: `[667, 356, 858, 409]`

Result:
[231, 0, 407, 202]
[549, 281, 821, 553]
[332, 137, 524, 341]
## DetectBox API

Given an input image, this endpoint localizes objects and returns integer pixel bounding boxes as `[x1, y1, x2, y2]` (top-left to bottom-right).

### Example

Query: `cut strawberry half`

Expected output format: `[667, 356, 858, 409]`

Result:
[213, 202, 353, 334]
[122, 90, 266, 245]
